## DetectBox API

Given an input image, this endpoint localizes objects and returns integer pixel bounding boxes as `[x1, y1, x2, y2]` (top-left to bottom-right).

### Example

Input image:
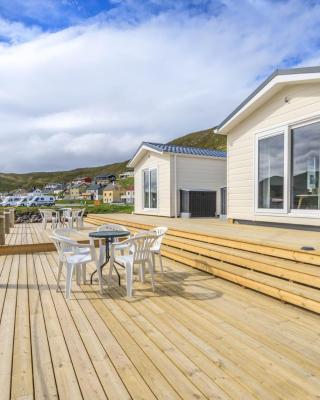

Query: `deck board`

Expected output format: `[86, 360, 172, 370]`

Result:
[0, 251, 319, 399]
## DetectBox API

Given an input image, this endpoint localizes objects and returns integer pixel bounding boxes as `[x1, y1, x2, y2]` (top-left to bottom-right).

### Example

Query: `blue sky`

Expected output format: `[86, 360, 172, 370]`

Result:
[0, 0, 319, 172]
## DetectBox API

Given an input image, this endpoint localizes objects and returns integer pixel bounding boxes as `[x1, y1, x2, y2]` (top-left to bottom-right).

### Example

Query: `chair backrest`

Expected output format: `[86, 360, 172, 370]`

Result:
[40, 209, 55, 220]
[149, 226, 168, 251]
[53, 228, 78, 238]
[61, 208, 72, 217]
[97, 223, 128, 233]
[130, 234, 157, 263]
[51, 234, 79, 262]
[72, 208, 85, 218]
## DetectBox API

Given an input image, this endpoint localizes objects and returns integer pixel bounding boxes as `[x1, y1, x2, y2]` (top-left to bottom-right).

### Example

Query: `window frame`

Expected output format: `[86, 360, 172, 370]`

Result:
[289, 118, 320, 217]
[254, 115, 320, 218]
[142, 167, 158, 210]
[254, 127, 288, 215]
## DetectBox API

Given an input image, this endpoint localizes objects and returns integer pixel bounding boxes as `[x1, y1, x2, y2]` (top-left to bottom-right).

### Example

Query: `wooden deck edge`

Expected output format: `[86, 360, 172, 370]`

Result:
[0, 239, 91, 255]
[85, 215, 320, 266]
[162, 248, 320, 314]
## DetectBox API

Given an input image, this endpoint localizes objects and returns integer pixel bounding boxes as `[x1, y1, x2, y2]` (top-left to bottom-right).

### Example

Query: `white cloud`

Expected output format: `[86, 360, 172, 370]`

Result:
[1, 0, 320, 172]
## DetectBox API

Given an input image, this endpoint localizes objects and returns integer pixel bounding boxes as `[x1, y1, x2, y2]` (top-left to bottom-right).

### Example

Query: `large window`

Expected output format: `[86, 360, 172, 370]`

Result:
[258, 133, 284, 209]
[291, 122, 320, 210]
[143, 169, 157, 208]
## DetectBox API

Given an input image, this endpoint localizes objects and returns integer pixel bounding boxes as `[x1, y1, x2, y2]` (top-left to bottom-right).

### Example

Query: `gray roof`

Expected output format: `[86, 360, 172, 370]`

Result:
[87, 184, 106, 190]
[143, 142, 226, 158]
[218, 66, 320, 130]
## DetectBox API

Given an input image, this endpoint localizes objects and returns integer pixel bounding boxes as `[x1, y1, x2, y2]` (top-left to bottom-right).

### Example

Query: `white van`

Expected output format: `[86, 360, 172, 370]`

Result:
[27, 196, 55, 207]
[16, 195, 35, 207]
[0, 196, 21, 206]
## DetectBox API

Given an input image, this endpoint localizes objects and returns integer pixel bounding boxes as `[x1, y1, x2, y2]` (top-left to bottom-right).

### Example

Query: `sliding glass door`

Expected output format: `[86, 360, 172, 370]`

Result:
[257, 133, 285, 210]
[143, 168, 158, 209]
[291, 122, 320, 211]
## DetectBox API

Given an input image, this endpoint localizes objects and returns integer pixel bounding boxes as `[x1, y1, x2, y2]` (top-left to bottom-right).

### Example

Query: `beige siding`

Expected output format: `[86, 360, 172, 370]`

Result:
[176, 156, 227, 215]
[228, 81, 320, 226]
[134, 152, 172, 217]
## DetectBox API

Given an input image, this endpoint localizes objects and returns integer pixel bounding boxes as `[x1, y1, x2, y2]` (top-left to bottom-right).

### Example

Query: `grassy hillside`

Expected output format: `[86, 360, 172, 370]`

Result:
[0, 160, 128, 192]
[168, 128, 226, 151]
[0, 128, 226, 191]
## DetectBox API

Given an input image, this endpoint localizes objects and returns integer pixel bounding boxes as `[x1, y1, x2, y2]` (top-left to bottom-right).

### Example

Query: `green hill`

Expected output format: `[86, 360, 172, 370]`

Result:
[168, 128, 226, 150]
[0, 128, 226, 191]
[0, 161, 128, 192]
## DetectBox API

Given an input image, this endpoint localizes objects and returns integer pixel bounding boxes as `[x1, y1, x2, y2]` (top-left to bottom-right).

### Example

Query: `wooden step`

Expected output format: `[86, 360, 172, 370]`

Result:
[85, 215, 320, 266]
[85, 214, 320, 313]
[163, 235, 320, 289]
[162, 246, 320, 314]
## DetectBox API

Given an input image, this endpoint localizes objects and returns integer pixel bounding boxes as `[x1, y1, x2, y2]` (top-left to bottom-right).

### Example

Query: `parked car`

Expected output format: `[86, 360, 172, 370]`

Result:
[0, 196, 22, 206]
[16, 195, 35, 207]
[27, 196, 55, 207]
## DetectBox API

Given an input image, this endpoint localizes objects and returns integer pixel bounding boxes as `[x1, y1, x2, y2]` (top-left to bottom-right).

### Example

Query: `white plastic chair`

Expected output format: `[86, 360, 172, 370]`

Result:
[96, 224, 130, 266]
[40, 209, 59, 230]
[109, 234, 157, 297]
[149, 227, 168, 272]
[51, 234, 103, 299]
[61, 208, 73, 228]
[72, 208, 85, 230]
[132, 227, 168, 272]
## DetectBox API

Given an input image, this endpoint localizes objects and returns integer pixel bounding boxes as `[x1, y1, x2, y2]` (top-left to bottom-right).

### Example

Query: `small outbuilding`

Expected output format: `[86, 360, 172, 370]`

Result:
[217, 66, 320, 227]
[128, 142, 226, 217]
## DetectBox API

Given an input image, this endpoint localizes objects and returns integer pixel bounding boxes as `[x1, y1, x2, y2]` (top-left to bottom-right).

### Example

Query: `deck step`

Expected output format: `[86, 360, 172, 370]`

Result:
[85, 215, 320, 266]
[85, 214, 320, 314]
[162, 246, 320, 314]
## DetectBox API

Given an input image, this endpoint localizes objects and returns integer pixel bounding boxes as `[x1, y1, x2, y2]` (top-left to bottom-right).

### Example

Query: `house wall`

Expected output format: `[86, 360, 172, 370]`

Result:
[227, 81, 320, 226]
[175, 156, 227, 215]
[134, 152, 172, 216]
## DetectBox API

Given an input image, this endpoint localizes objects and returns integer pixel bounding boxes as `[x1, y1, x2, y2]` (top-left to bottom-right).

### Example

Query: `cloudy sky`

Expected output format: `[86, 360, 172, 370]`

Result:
[0, 0, 320, 172]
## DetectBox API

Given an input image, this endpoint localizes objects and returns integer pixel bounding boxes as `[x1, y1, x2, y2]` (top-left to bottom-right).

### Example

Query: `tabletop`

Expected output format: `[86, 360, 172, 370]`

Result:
[89, 230, 130, 239]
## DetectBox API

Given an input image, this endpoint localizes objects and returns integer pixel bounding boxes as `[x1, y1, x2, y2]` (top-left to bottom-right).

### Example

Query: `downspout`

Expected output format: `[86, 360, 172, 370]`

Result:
[174, 154, 178, 218]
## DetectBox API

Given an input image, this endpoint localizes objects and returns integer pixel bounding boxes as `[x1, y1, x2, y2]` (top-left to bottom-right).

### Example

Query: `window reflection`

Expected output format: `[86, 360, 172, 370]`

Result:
[258, 134, 284, 209]
[291, 122, 320, 210]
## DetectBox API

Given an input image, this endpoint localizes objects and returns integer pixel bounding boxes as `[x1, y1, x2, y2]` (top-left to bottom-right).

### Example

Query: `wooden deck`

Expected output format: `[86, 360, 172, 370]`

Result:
[86, 213, 320, 252]
[0, 223, 95, 255]
[85, 214, 320, 314]
[1, 250, 320, 399]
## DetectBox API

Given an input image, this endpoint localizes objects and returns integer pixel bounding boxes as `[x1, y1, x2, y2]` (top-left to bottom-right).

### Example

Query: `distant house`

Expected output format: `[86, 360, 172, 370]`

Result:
[128, 142, 226, 217]
[72, 176, 92, 185]
[69, 183, 89, 199]
[29, 188, 42, 196]
[95, 174, 116, 185]
[119, 171, 134, 179]
[217, 66, 320, 227]
[85, 184, 106, 201]
[43, 183, 64, 194]
[120, 185, 135, 204]
[103, 183, 125, 204]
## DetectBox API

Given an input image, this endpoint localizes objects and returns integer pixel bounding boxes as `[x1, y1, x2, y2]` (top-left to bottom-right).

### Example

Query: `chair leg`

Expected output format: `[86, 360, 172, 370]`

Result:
[151, 253, 156, 272]
[108, 256, 114, 286]
[148, 260, 155, 292]
[56, 260, 63, 292]
[82, 263, 86, 284]
[159, 252, 164, 273]
[95, 260, 104, 294]
[66, 263, 75, 299]
[126, 263, 133, 297]
[76, 264, 81, 285]
[140, 262, 145, 283]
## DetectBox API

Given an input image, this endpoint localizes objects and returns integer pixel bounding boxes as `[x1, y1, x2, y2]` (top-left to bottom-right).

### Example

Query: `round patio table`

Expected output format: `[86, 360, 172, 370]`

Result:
[89, 230, 130, 285]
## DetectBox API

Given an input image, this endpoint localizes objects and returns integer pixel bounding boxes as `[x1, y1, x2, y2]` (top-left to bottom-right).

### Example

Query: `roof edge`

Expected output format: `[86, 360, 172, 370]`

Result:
[217, 66, 320, 132]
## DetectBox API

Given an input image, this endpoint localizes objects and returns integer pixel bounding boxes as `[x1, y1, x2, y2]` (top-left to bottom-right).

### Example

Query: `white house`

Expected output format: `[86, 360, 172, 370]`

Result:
[120, 186, 135, 204]
[217, 66, 320, 227]
[119, 171, 134, 179]
[128, 142, 226, 217]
